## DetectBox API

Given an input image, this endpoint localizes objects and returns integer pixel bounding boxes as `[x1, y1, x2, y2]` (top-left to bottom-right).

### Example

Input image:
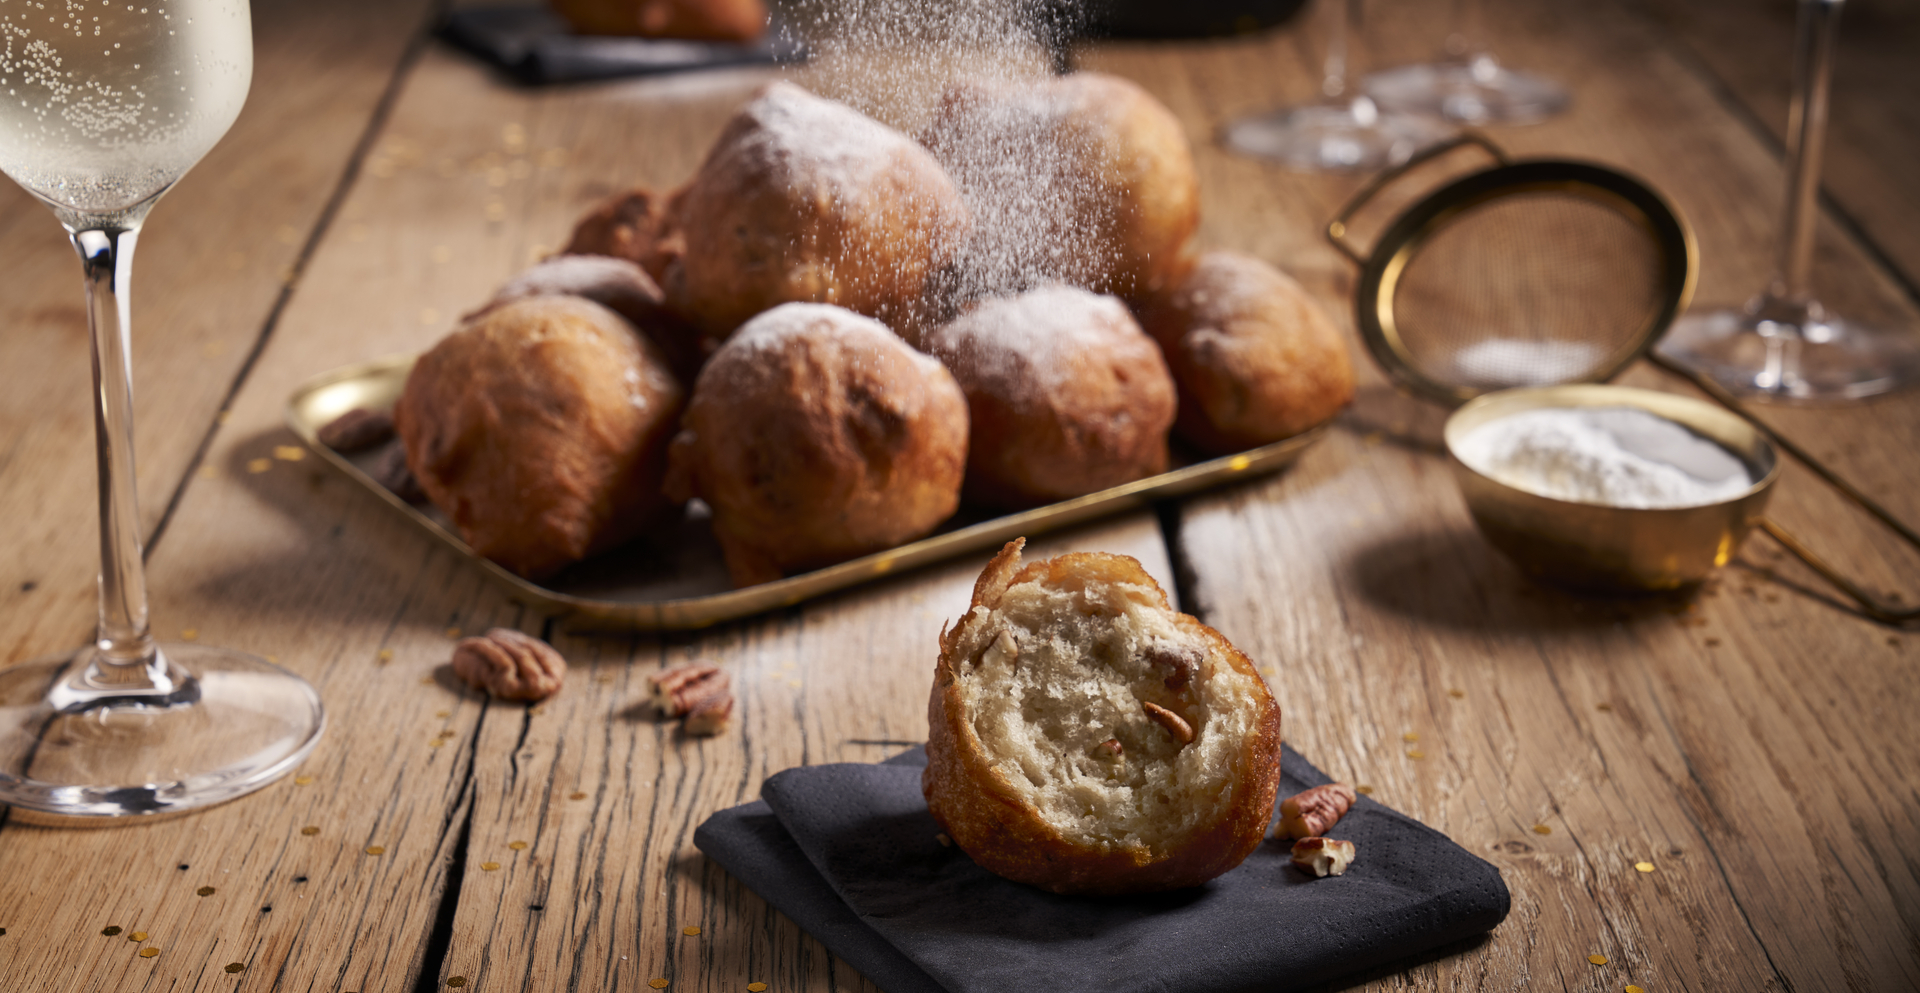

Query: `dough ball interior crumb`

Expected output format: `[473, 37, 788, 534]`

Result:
[950, 571, 1264, 851]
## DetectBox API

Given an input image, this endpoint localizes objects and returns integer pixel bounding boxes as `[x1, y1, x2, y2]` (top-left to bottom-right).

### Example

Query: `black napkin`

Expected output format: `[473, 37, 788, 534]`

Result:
[440, 5, 798, 86]
[695, 745, 1509, 993]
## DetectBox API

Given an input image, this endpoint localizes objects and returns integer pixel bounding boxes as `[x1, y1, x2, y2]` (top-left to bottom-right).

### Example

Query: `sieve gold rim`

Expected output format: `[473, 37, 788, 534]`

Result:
[1353, 160, 1699, 407]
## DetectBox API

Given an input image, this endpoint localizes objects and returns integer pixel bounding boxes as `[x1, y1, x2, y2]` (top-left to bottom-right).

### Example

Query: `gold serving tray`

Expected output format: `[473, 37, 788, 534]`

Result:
[287, 354, 1327, 631]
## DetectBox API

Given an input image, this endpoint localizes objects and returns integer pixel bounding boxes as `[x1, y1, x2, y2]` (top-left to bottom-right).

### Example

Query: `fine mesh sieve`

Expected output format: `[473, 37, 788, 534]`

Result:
[1327, 135, 1694, 405]
[1325, 134, 1919, 621]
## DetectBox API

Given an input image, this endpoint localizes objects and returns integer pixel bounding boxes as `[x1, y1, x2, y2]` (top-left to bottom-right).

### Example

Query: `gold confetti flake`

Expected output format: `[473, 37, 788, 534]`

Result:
[225, 963, 245, 974]
[569, 792, 587, 801]
[436, 710, 452, 718]
[1588, 953, 1608, 965]
[198, 465, 219, 480]
[102, 926, 123, 936]
[378, 649, 394, 664]
[747, 985, 767, 992]
[1626, 986, 1645, 993]
[509, 841, 529, 851]
[138, 947, 160, 959]
[301, 826, 320, 836]
[1635, 861, 1655, 873]
[1597, 703, 1613, 712]
[273, 446, 306, 462]
[1532, 824, 1551, 836]
[429, 739, 445, 748]
[180, 628, 198, 641]
[247, 458, 272, 474]
[935, 833, 951, 847]
[365, 846, 386, 856]
[1355, 785, 1373, 796]
[445, 627, 462, 639]
[129, 931, 148, 942]
[648, 980, 669, 990]
[421, 677, 437, 685]
[217, 410, 231, 425]
[447, 978, 467, 988]
[294, 776, 314, 786]
[197, 886, 217, 896]
[266, 655, 279, 663]
[1401, 732, 1418, 742]
[1447, 688, 1464, 698]
[480, 862, 500, 872]
[1406, 749, 1425, 760]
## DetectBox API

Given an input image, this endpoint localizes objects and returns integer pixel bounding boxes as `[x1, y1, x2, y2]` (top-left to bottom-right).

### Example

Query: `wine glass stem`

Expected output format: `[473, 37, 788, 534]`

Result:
[73, 224, 160, 679]
[1768, 0, 1843, 316]
[1322, 0, 1353, 99]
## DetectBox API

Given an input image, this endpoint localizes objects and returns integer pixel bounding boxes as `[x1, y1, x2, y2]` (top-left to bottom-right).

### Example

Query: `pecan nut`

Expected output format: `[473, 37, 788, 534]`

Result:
[1278, 783, 1357, 840]
[1142, 701, 1194, 745]
[1291, 837, 1356, 878]
[1146, 642, 1202, 693]
[371, 441, 425, 503]
[451, 628, 566, 702]
[683, 694, 733, 737]
[317, 407, 395, 452]
[648, 662, 732, 719]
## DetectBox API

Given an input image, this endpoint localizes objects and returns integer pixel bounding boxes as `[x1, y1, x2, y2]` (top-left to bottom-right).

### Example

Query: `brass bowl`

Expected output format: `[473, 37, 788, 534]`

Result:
[1443, 385, 1779, 592]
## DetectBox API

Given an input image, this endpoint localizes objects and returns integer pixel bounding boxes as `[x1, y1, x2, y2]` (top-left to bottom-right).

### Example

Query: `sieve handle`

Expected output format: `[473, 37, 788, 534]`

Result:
[1649, 350, 1920, 623]
[1325, 132, 1511, 265]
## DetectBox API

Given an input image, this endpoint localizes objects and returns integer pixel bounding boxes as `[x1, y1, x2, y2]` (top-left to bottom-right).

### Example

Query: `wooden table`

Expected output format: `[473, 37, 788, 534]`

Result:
[4, 0, 1917, 989]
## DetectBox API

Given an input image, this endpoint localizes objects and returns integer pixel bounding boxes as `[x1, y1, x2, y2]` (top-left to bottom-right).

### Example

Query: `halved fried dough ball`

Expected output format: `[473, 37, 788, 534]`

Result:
[1135, 250, 1355, 454]
[924, 538, 1284, 895]
[662, 303, 969, 587]
[394, 296, 684, 579]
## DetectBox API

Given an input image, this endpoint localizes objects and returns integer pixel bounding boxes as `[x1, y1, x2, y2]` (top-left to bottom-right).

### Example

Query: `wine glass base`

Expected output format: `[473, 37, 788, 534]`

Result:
[1657, 307, 1920, 402]
[1364, 61, 1570, 125]
[1223, 102, 1455, 173]
[0, 643, 324, 817]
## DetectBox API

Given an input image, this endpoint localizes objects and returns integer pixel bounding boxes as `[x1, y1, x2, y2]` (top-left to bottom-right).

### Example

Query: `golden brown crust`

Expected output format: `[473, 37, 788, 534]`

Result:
[1135, 250, 1355, 454]
[662, 303, 969, 587]
[477, 253, 706, 382]
[923, 541, 1284, 894]
[921, 286, 1177, 509]
[547, 0, 766, 42]
[564, 187, 682, 285]
[661, 82, 970, 345]
[394, 296, 685, 579]
[921, 71, 1199, 303]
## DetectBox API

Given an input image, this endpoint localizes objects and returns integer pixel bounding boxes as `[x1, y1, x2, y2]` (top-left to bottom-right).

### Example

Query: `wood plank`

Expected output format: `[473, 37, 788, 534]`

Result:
[1081, 0, 1920, 990]
[1638, 0, 1920, 291]
[0, 0, 440, 664]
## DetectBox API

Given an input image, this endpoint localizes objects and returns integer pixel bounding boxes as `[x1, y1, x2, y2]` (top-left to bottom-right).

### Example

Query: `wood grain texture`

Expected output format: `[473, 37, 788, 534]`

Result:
[1082, 0, 1920, 990]
[4, 0, 1919, 989]
[0, 0, 439, 663]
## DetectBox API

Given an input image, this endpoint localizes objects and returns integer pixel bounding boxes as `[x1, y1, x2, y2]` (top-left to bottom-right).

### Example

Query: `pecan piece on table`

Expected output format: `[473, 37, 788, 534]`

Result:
[1291, 837, 1357, 878]
[370, 441, 425, 503]
[1277, 783, 1358, 840]
[648, 662, 732, 717]
[451, 628, 566, 702]
[683, 694, 733, 737]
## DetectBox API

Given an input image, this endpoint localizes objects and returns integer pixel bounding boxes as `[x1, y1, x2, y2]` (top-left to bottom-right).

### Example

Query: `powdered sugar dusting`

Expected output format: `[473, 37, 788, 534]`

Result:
[925, 285, 1142, 395]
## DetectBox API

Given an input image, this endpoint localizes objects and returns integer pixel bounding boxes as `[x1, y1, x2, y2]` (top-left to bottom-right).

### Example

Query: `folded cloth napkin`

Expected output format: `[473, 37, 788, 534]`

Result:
[695, 745, 1509, 993]
[440, 5, 797, 86]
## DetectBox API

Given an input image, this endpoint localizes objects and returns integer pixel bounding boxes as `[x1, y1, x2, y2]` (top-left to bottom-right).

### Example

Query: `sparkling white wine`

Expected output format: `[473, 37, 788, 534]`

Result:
[0, 0, 250, 214]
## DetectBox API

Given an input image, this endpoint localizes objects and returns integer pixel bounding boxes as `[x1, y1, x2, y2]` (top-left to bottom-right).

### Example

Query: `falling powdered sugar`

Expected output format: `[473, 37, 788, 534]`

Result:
[1454, 406, 1753, 509]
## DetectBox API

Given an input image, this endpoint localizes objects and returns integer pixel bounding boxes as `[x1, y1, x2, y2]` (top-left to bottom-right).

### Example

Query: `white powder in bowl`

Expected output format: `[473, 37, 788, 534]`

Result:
[1453, 406, 1753, 509]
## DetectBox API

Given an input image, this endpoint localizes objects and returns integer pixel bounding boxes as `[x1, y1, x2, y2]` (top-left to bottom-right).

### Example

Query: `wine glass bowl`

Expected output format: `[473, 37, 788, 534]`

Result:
[0, 0, 325, 818]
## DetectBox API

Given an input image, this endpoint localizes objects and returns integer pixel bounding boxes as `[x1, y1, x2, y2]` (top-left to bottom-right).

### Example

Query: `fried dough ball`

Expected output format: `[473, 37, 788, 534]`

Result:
[564, 187, 679, 284]
[548, 0, 766, 42]
[663, 303, 969, 587]
[394, 296, 685, 580]
[921, 71, 1199, 304]
[924, 538, 1284, 895]
[478, 253, 703, 381]
[1135, 250, 1356, 454]
[660, 82, 970, 344]
[920, 285, 1177, 509]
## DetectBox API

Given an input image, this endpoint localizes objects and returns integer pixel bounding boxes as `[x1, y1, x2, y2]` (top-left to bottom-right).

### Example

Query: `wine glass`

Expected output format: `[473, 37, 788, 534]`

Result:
[1362, 0, 1569, 125]
[1656, 0, 1920, 400]
[0, 1, 325, 816]
[1223, 0, 1453, 173]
